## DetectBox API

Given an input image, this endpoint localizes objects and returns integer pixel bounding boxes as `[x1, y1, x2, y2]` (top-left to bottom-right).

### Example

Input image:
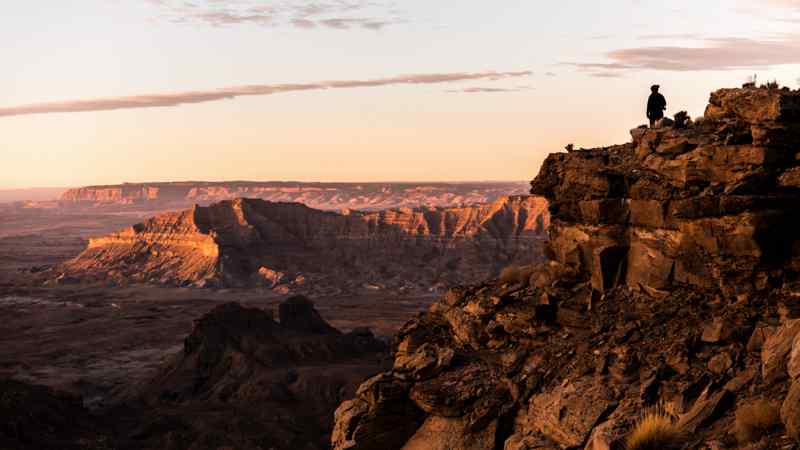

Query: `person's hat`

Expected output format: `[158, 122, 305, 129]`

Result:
[651, 84, 660, 90]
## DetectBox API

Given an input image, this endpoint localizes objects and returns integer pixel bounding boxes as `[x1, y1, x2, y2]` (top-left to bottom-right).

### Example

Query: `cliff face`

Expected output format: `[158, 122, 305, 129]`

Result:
[58, 181, 529, 212]
[331, 87, 800, 450]
[531, 87, 800, 297]
[61, 195, 549, 291]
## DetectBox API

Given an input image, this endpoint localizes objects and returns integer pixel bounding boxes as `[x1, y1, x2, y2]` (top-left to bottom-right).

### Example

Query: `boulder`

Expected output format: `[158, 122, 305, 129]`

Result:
[516, 378, 616, 448]
[782, 380, 800, 441]
[332, 373, 423, 450]
[401, 416, 497, 450]
[761, 319, 800, 384]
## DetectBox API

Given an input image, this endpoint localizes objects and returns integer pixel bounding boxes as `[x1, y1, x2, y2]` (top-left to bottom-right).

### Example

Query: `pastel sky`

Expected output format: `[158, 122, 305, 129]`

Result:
[2, 0, 800, 189]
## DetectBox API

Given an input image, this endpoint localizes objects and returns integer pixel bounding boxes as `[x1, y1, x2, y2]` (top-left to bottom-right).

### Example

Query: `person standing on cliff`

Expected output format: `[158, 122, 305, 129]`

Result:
[647, 85, 667, 128]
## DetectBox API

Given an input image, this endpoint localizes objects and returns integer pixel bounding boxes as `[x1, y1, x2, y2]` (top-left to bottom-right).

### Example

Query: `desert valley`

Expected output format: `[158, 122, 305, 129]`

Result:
[0, 180, 549, 448]
[6, 1, 800, 448]
[4, 86, 800, 449]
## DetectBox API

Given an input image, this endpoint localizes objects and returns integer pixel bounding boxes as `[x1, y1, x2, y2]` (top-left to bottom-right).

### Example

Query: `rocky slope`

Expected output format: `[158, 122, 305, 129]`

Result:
[59, 195, 549, 292]
[331, 86, 800, 449]
[58, 181, 529, 212]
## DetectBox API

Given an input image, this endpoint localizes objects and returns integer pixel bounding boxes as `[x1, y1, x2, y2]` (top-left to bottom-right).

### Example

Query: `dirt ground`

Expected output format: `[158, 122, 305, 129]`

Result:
[0, 209, 433, 408]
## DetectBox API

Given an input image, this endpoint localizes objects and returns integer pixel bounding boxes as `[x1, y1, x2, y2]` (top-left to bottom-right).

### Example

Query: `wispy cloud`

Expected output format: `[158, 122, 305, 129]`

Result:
[590, 72, 625, 78]
[0, 71, 532, 118]
[445, 85, 534, 94]
[571, 34, 800, 73]
[148, 0, 404, 30]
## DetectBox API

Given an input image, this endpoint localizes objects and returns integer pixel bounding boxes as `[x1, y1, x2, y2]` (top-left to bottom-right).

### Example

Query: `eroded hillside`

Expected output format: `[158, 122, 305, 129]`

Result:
[59, 195, 549, 294]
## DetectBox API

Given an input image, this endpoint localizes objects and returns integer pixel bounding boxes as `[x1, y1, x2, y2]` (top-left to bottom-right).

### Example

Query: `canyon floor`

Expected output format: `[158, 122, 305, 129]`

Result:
[0, 209, 433, 408]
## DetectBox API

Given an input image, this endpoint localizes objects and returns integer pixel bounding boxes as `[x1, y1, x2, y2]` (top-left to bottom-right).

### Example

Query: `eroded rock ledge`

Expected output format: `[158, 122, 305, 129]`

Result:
[332, 86, 800, 449]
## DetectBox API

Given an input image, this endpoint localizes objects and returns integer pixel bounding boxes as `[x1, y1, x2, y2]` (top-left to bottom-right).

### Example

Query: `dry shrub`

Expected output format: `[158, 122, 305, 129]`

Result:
[499, 265, 535, 286]
[734, 399, 780, 443]
[627, 407, 681, 450]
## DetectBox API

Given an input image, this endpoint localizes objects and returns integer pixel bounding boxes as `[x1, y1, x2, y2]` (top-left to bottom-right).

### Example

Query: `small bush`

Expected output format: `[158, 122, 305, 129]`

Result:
[499, 265, 535, 286]
[734, 399, 780, 443]
[627, 408, 681, 450]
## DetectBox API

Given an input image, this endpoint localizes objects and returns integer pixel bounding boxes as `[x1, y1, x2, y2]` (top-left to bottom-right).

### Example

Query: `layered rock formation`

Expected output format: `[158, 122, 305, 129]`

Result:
[114, 298, 388, 450]
[331, 86, 800, 449]
[60, 196, 549, 292]
[58, 181, 529, 212]
[533, 86, 800, 297]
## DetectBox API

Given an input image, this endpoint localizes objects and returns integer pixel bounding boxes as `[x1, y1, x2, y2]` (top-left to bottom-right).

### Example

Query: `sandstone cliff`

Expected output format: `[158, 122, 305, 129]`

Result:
[332, 86, 800, 449]
[61, 195, 549, 292]
[58, 181, 529, 212]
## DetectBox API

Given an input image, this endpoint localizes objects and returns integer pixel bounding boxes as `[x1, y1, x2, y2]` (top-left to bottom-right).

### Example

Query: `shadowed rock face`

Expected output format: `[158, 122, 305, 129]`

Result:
[2, 298, 389, 450]
[0, 379, 112, 450]
[57, 181, 530, 212]
[332, 87, 800, 449]
[59, 195, 549, 291]
[119, 298, 387, 450]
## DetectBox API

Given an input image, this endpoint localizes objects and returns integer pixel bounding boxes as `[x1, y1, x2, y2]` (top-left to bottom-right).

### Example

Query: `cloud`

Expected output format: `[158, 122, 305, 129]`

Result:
[572, 35, 800, 73]
[445, 85, 533, 94]
[0, 71, 532, 118]
[590, 72, 625, 78]
[149, 0, 405, 30]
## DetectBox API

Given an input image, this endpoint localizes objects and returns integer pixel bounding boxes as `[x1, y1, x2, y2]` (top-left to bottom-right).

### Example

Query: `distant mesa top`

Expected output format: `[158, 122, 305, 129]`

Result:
[56, 181, 530, 212]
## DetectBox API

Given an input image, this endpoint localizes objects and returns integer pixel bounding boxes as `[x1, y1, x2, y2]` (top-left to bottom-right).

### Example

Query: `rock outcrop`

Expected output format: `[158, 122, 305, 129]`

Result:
[532, 86, 800, 298]
[59, 196, 549, 292]
[58, 181, 529, 212]
[332, 86, 800, 449]
[111, 298, 388, 450]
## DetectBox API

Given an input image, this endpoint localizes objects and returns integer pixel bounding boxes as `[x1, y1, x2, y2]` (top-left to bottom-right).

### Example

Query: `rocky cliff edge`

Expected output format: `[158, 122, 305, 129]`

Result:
[331, 86, 800, 449]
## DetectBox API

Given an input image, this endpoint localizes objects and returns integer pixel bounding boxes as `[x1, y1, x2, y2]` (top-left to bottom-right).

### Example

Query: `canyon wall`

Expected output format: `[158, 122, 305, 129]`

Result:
[62, 195, 549, 292]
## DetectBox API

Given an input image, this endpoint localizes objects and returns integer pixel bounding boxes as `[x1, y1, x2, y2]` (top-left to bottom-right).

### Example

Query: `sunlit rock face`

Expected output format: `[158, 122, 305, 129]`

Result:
[61, 195, 549, 290]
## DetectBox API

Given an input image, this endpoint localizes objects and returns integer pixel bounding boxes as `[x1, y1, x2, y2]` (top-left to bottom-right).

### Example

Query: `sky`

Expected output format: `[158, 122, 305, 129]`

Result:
[2, 0, 800, 189]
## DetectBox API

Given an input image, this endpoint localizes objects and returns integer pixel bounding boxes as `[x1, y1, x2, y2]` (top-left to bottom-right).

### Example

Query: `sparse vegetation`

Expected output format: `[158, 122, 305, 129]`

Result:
[763, 80, 780, 90]
[499, 265, 535, 286]
[734, 399, 780, 443]
[564, 143, 575, 153]
[627, 407, 681, 450]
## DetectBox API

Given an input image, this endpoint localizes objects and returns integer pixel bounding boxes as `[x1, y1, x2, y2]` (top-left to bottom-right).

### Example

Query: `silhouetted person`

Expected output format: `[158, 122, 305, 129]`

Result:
[647, 85, 667, 128]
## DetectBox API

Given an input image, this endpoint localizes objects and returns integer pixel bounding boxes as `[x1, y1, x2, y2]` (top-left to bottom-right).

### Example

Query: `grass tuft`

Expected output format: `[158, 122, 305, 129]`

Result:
[627, 407, 681, 450]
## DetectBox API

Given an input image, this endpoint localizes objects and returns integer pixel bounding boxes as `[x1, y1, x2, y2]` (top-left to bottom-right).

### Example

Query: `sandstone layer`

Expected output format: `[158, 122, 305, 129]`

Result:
[331, 86, 800, 449]
[60, 196, 549, 292]
[57, 181, 529, 212]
